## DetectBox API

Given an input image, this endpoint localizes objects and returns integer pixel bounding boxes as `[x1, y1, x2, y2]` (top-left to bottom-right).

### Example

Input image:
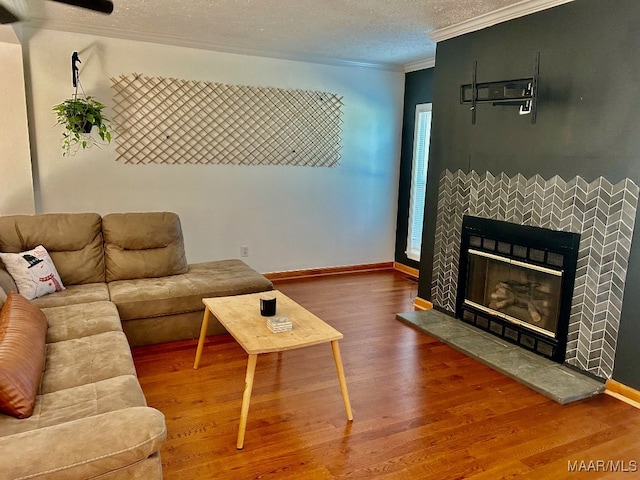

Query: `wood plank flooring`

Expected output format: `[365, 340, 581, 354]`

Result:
[132, 271, 640, 479]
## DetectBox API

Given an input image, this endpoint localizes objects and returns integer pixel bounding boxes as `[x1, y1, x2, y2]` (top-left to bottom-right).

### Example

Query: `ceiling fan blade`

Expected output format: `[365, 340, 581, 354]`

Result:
[0, 4, 20, 24]
[49, 0, 114, 14]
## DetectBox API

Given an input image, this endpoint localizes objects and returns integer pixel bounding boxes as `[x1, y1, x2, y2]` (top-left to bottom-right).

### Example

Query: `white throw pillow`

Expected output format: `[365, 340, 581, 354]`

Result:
[0, 245, 65, 300]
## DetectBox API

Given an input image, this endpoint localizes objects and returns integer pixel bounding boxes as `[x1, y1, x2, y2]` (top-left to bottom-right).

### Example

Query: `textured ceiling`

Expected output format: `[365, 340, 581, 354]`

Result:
[9, 0, 543, 68]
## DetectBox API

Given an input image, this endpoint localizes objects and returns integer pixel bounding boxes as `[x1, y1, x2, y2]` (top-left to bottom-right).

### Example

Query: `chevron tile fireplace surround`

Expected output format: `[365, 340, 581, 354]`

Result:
[431, 170, 639, 379]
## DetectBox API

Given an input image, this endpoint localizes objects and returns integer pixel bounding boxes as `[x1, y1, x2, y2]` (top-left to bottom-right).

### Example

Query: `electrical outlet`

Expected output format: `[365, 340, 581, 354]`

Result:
[240, 245, 249, 257]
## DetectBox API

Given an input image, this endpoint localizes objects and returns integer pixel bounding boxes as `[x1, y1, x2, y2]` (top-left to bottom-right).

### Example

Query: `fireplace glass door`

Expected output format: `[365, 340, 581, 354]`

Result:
[465, 249, 563, 338]
[456, 216, 580, 362]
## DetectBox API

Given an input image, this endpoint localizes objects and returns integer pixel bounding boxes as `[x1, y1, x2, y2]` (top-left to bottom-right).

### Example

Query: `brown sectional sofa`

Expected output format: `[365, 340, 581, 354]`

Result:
[0, 212, 273, 479]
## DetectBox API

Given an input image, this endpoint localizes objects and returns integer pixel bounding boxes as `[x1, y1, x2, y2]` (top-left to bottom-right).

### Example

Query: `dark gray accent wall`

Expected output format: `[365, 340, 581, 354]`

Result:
[395, 68, 434, 269]
[417, 0, 640, 389]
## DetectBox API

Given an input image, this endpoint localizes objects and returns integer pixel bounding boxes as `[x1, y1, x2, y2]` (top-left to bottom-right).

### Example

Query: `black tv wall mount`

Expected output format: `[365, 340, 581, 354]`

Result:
[461, 52, 540, 125]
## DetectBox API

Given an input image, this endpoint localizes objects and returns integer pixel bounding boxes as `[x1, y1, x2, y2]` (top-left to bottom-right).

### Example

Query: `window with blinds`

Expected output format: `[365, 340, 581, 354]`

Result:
[406, 103, 432, 261]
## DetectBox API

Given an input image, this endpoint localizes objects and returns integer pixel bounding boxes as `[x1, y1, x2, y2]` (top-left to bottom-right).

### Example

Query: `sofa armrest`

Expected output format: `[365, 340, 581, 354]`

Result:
[0, 407, 166, 480]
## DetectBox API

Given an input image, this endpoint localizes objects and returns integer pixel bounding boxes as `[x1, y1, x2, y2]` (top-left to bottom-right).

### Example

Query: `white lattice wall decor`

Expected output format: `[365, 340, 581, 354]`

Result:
[109, 73, 343, 166]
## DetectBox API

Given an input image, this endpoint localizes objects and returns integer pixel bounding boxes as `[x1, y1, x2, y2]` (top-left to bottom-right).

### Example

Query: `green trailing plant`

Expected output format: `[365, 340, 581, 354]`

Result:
[52, 95, 112, 155]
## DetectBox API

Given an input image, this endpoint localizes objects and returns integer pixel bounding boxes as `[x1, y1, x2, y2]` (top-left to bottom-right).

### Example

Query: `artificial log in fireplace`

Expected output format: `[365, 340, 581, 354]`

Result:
[456, 216, 580, 362]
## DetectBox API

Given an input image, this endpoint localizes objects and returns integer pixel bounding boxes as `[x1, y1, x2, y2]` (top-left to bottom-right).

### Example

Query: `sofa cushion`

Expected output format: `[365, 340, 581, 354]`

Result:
[0, 213, 105, 285]
[43, 300, 122, 343]
[0, 407, 166, 480]
[0, 292, 48, 418]
[40, 331, 137, 394]
[0, 245, 65, 300]
[109, 259, 274, 321]
[103, 211, 188, 282]
[30, 282, 109, 309]
[0, 375, 146, 437]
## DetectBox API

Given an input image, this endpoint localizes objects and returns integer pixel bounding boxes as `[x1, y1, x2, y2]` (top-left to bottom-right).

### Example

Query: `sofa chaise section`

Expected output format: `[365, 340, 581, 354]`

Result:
[0, 407, 166, 480]
[102, 213, 273, 346]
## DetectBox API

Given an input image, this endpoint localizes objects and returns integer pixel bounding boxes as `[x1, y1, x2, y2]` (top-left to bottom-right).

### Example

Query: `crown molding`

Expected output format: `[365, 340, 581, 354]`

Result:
[23, 19, 403, 72]
[404, 57, 436, 73]
[429, 0, 575, 43]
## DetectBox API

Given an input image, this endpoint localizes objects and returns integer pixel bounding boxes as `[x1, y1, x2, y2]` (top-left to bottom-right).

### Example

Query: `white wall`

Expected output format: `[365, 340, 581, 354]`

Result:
[19, 28, 404, 273]
[0, 26, 35, 215]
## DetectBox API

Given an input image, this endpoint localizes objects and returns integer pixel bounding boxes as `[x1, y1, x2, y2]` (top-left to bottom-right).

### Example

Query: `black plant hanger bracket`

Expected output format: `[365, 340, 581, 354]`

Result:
[72, 51, 81, 88]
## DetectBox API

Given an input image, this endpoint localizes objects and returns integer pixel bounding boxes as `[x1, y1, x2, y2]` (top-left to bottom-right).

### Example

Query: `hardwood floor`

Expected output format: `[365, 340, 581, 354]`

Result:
[132, 271, 640, 479]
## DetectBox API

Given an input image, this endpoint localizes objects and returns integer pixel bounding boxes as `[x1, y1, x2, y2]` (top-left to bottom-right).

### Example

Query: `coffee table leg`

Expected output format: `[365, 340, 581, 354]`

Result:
[331, 340, 353, 421]
[237, 353, 258, 450]
[193, 308, 211, 369]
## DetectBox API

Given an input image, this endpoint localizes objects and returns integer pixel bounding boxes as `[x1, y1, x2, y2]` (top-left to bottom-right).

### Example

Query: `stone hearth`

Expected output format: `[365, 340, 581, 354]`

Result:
[397, 310, 605, 404]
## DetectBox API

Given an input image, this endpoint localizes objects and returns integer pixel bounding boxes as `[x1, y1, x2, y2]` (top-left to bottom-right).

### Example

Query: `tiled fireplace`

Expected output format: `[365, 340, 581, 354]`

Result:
[431, 170, 639, 379]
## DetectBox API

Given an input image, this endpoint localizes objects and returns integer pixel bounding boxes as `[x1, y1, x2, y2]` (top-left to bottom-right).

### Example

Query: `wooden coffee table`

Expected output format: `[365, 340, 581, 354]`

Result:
[193, 290, 353, 449]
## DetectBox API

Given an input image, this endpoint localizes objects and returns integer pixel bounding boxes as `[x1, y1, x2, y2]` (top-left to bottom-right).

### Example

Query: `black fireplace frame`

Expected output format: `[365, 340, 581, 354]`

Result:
[456, 215, 581, 362]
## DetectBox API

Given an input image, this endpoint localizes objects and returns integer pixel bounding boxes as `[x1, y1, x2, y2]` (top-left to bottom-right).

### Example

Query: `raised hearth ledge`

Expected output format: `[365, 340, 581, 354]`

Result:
[397, 309, 605, 404]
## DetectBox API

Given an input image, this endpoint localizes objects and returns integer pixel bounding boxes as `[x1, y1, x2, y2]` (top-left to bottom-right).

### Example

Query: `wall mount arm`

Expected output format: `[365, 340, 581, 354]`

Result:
[461, 52, 540, 125]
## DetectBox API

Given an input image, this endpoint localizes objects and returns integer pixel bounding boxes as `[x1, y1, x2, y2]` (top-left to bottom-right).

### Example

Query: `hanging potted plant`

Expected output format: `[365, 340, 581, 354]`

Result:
[53, 95, 112, 155]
